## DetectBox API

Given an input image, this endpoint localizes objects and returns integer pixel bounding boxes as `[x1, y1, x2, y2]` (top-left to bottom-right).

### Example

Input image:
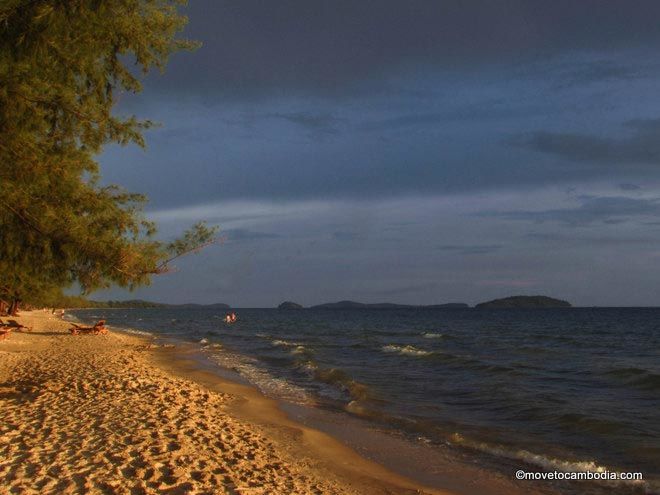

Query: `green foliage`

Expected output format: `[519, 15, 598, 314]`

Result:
[0, 1, 217, 304]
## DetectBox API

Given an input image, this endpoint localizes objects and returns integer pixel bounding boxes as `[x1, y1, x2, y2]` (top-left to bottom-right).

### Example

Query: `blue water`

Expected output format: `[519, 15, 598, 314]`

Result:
[71, 307, 660, 493]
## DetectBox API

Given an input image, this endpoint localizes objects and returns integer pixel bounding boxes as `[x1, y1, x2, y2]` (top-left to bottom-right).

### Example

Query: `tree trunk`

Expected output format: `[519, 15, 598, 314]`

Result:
[9, 299, 20, 316]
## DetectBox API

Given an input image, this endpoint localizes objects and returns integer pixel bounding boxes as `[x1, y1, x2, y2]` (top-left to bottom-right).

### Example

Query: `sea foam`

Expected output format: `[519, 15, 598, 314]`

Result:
[382, 344, 432, 357]
[272, 339, 302, 347]
[209, 351, 310, 405]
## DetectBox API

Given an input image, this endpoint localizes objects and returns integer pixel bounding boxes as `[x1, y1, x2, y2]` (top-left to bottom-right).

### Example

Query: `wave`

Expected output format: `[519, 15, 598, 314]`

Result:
[422, 332, 444, 339]
[117, 327, 153, 337]
[382, 344, 432, 357]
[312, 367, 371, 401]
[270, 339, 313, 357]
[369, 329, 409, 337]
[605, 367, 660, 391]
[291, 345, 308, 355]
[557, 413, 626, 434]
[209, 351, 310, 404]
[634, 373, 660, 391]
[344, 400, 388, 420]
[272, 339, 302, 347]
[605, 367, 648, 378]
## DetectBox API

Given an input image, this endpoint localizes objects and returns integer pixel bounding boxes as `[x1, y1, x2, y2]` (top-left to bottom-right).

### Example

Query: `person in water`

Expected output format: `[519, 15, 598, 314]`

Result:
[224, 312, 238, 323]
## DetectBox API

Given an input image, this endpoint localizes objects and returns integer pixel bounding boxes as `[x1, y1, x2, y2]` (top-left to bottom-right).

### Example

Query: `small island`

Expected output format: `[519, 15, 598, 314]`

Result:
[475, 295, 572, 309]
[278, 301, 304, 310]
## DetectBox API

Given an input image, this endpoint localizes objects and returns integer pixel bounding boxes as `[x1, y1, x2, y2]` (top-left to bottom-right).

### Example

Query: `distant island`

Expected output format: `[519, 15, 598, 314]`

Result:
[309, 300, 469, 309]
[278, 301, 304, 309]
[475, 296, 571, 309]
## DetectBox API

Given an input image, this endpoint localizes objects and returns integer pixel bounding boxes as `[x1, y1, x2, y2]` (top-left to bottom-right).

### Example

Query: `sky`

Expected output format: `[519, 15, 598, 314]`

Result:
[97, 0, 660, 307]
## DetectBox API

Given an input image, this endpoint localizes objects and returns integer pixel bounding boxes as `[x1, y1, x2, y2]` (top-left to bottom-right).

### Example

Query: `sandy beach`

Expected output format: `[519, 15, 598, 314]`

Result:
[0, 310, 455, 495]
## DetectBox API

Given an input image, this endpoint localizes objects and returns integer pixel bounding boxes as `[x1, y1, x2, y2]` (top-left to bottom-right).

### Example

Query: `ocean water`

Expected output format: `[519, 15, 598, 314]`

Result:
[70, 307, 660, 494]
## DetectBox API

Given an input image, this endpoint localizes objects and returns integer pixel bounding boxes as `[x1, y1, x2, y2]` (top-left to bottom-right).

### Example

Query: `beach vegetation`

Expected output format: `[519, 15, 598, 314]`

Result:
[0, 1, 216, 314]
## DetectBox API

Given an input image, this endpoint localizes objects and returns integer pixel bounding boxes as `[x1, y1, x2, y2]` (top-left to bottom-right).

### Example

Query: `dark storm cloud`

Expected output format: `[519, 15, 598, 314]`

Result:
[437, 244, 503, 255]
[359, 113, 450, 132]
[527, 232, 659, 245]
[358, 103, 521, 131]
[267, 112, 343, 134]
[549, 60, 643, 89]
[358, 98, 548, 132]
[511, 119, 660, 165]
[332, 231, 362, 241]
[157, 0, 660, 98]
[99, 1, 660, 209]
[482, 195, 660, 226]
[564, 61, 641, 84]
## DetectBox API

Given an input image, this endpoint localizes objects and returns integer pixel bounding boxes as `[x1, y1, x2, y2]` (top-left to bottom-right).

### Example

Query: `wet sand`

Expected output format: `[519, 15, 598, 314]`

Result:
[0, 311, 543, 494]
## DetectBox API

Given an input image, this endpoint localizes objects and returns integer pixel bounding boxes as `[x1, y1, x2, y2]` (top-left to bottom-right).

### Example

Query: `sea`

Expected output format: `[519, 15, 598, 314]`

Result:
[69, 307, 660, 494]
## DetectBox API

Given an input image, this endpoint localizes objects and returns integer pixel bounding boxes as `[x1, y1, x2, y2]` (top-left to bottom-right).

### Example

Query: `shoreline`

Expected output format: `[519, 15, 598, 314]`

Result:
[152, 340, 541, 495]
[0, 311, 547, 495]
[1, 310, 456, 494]
[65, 309, 547, 495]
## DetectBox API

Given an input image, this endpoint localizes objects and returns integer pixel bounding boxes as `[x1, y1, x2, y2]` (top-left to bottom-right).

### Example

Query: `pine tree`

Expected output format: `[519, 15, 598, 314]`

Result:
[0, 1, 216, 314]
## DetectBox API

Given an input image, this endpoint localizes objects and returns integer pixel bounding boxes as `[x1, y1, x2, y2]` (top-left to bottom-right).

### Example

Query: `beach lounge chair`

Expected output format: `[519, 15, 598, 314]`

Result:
[69, 320, 108, 335]
[0, 319, 31, 332]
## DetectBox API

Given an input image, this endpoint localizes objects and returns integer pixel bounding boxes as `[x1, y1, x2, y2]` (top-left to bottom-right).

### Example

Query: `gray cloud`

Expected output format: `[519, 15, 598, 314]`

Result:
[619, 183, 642, 191]
[437, 244, 503, 255]
[149, 1, 660, 99]
[527, 231, 659, 245]
[511, 119, 660, 165]
[223, 229, 281, 242]
[359, 113, 450, 132]
[551, 60, 643, 89]
[482, 195, 660, 226]
[357, 101, 530, 131]
[267, 112, 343, 135]
[332, 231, 362, 242]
